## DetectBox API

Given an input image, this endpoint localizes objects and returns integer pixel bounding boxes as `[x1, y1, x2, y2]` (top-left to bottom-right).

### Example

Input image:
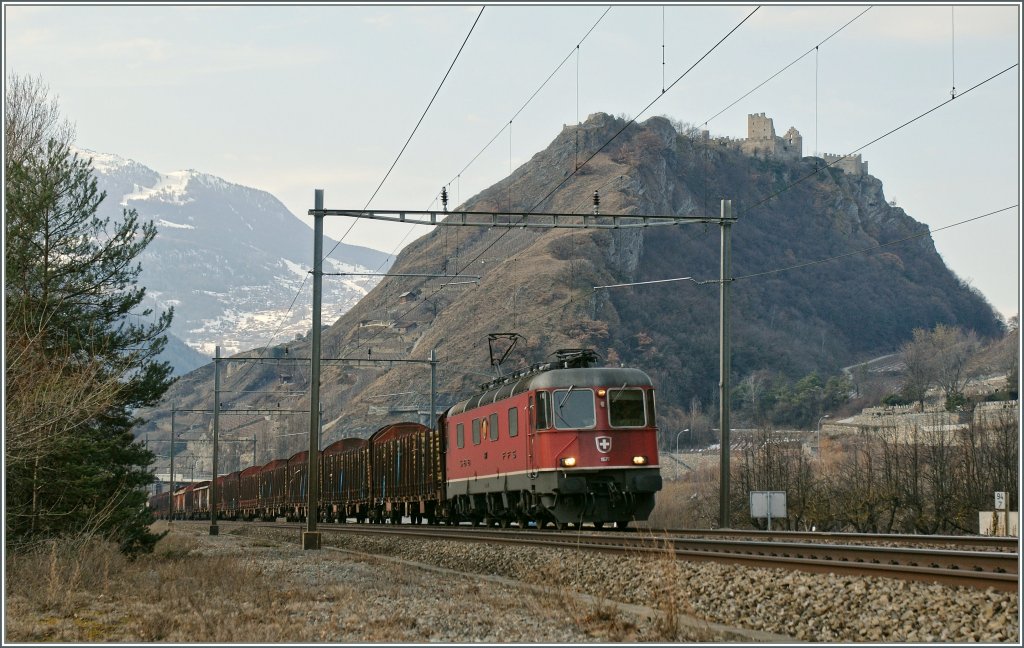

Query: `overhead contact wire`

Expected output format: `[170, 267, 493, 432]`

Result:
[234, 7, 484, 385]
[591, 206, 1017, 290]
[340, 8, 613, 359]
[324, 5, 485, 263]
[699, 6, 870, 130]
[444, 7, 611, 190]
[370, 8, 760, 358]
[740, 63, 1019, 217]
[440, 7, 758, 299]
[526, 6, 760, 214]
[734, 205, 1018, 280]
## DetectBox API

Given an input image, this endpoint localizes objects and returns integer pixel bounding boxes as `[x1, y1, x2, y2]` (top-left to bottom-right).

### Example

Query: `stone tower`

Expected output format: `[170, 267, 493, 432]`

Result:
[783, 127, 802, 159]
[747, 113, 775, 140]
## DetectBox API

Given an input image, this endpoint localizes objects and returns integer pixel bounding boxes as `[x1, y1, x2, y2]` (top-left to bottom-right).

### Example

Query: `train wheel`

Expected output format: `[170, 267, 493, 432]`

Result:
[498, 517, 510, 529]
[517, 515, 530, 529]
[615, 520, 630, 530]
[553, 520, 567, 531]
[593, 521, 605, 530]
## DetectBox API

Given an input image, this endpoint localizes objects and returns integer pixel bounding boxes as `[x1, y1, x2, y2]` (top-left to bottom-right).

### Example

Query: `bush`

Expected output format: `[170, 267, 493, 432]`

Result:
[882, 393, 913, 406]
[944, 391, 969, 412]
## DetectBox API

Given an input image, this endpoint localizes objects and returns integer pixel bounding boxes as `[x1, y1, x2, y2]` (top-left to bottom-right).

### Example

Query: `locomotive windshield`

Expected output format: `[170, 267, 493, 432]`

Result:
[608, 388, 647, 427]
[552, 388, 596, 429]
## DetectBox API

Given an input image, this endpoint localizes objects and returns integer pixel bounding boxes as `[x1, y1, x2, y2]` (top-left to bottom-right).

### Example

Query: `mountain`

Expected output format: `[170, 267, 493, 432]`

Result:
[133, 113, 1003, 473]
[80, 149, 392, 375]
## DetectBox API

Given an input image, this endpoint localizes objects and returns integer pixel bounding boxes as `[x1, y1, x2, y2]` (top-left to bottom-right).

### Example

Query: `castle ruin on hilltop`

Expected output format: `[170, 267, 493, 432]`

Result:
[701, 113, 868, 176]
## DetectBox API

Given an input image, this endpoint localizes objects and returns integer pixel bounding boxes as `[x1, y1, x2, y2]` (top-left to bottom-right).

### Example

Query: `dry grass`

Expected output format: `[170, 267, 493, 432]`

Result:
[4, 524, 292, 642]
[5, 521, 722, 643]
[643, 536, 714, 641]
[644, 463, 720, 529]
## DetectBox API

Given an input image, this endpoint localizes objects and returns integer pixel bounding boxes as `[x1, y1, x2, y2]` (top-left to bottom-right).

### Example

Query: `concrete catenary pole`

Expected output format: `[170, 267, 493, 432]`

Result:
[718, 199, 733, 529]
[169, 408, 175, 522]
[430, 348, 438, 431]
[304, 189, 324, 550]
[210, 346, 220, 535]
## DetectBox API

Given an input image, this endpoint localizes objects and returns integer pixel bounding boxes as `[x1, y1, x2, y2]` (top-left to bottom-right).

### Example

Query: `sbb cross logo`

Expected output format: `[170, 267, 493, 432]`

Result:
[596, 436, 612, 453]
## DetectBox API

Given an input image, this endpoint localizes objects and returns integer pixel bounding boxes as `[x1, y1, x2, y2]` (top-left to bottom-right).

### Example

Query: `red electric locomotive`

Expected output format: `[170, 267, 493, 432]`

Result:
[443, 349, 662, 529]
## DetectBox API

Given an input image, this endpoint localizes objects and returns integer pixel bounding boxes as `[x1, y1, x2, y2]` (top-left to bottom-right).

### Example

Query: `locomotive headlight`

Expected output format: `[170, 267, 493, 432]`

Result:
[597, 389, 607, 397]
[560, 457, 577, 467]
[632, 456, 648, 466]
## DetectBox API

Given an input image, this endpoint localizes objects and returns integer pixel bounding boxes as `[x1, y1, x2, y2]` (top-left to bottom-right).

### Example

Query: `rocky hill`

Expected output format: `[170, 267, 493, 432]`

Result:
[135, 113, 1003, 473]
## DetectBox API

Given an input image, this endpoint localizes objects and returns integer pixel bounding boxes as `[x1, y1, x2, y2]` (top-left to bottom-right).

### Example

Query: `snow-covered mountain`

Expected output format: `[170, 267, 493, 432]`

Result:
[80, 149, 391, 373]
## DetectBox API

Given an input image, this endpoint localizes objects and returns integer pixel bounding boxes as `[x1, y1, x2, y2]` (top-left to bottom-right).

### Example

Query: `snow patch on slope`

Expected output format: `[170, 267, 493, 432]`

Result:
[156, 218, 195, 230]
[121, 170, 195, 206]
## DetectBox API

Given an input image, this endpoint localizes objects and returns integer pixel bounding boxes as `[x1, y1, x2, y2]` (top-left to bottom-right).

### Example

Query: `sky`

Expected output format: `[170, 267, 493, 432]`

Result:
[4, 2, 1021, 320]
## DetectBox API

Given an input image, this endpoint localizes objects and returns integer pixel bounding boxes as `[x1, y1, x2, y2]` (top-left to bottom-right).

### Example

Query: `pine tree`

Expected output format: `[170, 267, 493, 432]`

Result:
[5, 74, 173, 554]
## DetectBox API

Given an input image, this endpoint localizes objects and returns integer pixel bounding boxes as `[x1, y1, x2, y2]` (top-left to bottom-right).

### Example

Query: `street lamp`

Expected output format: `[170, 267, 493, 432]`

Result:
[674, 429, 691, 479]
[816, 415, 831, 459]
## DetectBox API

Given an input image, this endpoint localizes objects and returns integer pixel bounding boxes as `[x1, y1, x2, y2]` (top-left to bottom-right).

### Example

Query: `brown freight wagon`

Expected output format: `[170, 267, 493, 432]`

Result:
[285, 450, 309, 521]
[217, 471, 241, 520]
[239, 465, 262, 519]
[148, 491, 170, 520]
[187, 481, 211, 519]
[172, 485, 188, 520]
[369, 422, 445, 525]
[320, 438, 370, 523]
[260, 458, 288, 520]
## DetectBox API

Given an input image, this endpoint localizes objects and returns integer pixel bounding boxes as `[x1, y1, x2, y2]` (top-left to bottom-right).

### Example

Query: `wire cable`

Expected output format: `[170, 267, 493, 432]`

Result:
[734, 205, 1017, 281]
[442, 7, 611, 191]
[338, 9, 758, 363]
[214, 7, 486, 390]
[527, 6, 760, 215]
[740, 62, 1018, 217]
[698, 6, 870, 130]
[220, 7, 485, 392]
[323, 6, 485, 262]
[590, 205, 1016, 289]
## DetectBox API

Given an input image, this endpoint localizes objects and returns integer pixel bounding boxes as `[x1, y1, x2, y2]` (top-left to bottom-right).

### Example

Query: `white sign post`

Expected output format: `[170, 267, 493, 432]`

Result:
[749, 491, 787, 530]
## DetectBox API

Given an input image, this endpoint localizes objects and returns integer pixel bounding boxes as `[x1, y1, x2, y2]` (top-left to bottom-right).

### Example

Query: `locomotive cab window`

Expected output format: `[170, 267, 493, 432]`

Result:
[552, 388, 596, 429]
[472, 419, 481, 445]
[508, 407, 519, 437]
[646, 389, 657, 427]
[536, 391, 551, 430]
[608, 388, 647, 427]
[489, 413, 499, 441]
[456, 423, 465, 449]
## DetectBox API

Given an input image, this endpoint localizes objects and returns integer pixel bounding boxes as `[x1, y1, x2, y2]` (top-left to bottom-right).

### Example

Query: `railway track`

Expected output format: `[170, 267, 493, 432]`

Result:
[201, 520, 1018, 592]
[648, 527, 1020, 550]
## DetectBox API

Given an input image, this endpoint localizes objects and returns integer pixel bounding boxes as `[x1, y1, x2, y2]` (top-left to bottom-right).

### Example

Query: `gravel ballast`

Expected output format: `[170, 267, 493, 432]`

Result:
[228, 524, 1018, 643]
